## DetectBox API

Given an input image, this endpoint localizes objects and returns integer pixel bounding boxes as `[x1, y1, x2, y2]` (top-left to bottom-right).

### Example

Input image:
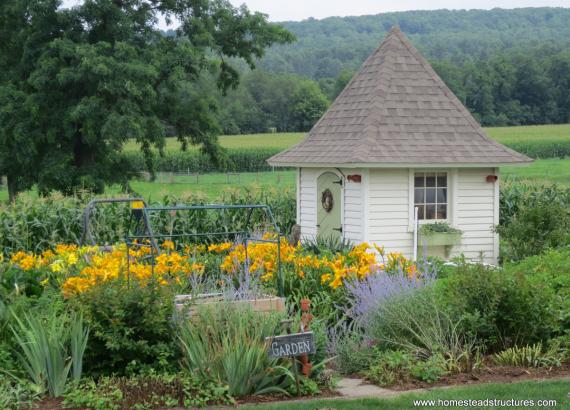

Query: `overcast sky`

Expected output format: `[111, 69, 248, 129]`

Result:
[229, 0, 570, 22]
[62, 0, 570, 26]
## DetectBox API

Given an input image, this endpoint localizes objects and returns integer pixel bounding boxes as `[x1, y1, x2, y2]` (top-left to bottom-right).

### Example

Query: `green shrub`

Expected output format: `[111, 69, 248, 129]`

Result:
[63, 373, 234, 410]
[364, 350, 447, 386]
[369, 287, 479, 373]
[0, 374, 37, 410]
[71, 279, 177, 377]
[178, 304, 293, 397]
[500, 181, 570, 225]
[437, 262, 557, 352]
[332, 332, 377, 375]
[494, 343, 563, 368]
[496, 202, 570, 261]
[504, 248, 570, 333]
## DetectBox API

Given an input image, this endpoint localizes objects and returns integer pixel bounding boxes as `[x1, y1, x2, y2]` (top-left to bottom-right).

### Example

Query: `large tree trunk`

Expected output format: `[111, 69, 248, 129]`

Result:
[7, 174, 18, 203]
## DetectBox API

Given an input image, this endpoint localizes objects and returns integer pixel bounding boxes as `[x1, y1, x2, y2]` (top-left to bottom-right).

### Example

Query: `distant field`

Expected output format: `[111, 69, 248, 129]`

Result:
[124, 132, 304, 152]
[124, 124, 570, 152]
[2, 124, 569, 202]
[485, 123, 570, 145]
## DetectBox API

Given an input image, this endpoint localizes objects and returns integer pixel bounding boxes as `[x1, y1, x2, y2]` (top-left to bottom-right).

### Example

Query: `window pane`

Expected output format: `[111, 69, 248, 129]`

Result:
[416, 205, 425, 220]
[425, 188, 436, 203]
[414, 188, 424, 204]
[436, 205, 447, 219]
[426, 204, 436, 219]
[426, 174, 436, 187]
[414, 175, 424, 187]
[437, 188, 447, 203]
[437, 173, 447, 188]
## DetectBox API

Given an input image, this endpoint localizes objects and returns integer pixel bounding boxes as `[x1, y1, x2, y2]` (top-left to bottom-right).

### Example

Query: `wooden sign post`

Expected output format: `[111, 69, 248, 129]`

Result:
[266, 331, 315, 397]
[267, 332, 316, 358]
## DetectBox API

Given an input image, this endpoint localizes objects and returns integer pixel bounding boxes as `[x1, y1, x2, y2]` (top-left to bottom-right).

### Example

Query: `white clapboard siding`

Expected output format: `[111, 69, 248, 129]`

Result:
[298, 168, 318, 239]
[299, 166, 498, 264]
[450, 168, 498, 264]
[343, 170, 363, 242]
[367, 169, 413, 258]
[297, 168, 363, 243]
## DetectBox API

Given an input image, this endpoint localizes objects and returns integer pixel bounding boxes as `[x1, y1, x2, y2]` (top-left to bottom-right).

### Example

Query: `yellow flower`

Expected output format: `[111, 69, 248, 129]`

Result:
[260, 271, 273, 282]
[208, 242, 233, 253]
[161, 240, 175, 251]
[329, 275, 343, 289]
[320, 273, 332, 284]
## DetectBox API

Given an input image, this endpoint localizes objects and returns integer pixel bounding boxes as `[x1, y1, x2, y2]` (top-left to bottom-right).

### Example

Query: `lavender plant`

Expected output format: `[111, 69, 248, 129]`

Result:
[344, 267, 435, 330]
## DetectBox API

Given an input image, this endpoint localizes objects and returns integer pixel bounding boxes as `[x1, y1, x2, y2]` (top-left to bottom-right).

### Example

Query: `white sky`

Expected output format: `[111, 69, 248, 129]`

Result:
[229, 0, 570, 22]
[62, 0, 570, 27]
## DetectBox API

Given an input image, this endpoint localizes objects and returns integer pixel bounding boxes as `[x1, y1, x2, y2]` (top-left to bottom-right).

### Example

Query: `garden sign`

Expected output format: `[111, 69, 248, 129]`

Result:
[267, 332, 315, 358]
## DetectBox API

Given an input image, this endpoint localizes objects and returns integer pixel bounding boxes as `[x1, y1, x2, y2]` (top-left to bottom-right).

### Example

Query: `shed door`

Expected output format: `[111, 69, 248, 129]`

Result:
[317, 172, 342, 240]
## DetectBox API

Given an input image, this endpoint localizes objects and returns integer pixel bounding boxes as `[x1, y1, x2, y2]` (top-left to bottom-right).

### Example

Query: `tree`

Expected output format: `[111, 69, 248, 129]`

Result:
[290, 80, 329, 132]
[0, 0, 293, 201]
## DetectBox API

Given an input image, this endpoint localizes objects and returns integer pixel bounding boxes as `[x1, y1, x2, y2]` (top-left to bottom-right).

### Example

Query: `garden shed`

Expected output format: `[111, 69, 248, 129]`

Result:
[268, 26, 532, 264]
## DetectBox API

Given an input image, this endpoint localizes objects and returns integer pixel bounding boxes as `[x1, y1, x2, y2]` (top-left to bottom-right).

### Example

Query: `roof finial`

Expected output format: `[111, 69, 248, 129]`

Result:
[390, 24, 401, 33]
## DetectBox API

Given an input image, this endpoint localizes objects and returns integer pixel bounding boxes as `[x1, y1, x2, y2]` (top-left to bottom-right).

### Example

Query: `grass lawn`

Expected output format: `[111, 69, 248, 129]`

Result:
[1, 158, 568, 203]
[106, 170, 297, 201]
[240, 379, 569, 409]
[503, 158, 570, 186]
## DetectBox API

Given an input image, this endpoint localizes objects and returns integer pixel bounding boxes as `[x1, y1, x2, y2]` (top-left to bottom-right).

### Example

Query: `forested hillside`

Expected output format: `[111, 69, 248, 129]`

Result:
[210, 8, 570, 133]
[259, 8, 570, 79]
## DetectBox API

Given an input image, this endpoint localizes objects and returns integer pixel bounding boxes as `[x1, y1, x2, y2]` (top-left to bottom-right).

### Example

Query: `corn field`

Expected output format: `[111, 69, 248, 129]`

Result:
[0, 189, 296, 255]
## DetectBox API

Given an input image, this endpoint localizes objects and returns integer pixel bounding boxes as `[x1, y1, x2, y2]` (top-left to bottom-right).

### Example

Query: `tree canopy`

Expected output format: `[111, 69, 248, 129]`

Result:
[0, 0, 293, 200]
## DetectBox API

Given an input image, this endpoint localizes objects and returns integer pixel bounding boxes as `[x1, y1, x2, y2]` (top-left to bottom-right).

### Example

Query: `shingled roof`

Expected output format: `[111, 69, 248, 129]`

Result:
[268, 26, 532, 167]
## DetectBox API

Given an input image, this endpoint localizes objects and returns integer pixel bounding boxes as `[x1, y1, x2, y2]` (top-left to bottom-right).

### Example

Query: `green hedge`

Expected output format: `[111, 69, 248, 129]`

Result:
[0, 189, 296, 255]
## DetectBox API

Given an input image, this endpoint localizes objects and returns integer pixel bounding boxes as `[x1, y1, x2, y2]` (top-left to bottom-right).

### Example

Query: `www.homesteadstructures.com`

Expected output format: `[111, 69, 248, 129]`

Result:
[268, 26, 532, 264]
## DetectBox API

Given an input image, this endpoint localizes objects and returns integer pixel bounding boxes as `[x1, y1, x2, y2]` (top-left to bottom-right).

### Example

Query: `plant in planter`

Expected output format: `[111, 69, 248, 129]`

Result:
[419, 223, 462, 257]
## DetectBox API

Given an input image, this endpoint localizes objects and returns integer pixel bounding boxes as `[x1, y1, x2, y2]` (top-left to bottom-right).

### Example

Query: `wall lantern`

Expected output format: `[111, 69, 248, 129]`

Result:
[486, 175, 498, 183]
[347, 174, 362, 183]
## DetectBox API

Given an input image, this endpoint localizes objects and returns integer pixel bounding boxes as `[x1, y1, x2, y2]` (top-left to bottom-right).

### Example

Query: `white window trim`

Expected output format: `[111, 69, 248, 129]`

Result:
[408, 168, 457, 231]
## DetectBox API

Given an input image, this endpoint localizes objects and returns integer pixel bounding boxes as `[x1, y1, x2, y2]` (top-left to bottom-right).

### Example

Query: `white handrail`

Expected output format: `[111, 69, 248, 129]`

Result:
[413, 206, 419, 261]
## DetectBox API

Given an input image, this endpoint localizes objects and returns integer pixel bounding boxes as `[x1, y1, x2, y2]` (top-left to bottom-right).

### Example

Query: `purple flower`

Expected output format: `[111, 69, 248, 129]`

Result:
[344, 268, 435, 330]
